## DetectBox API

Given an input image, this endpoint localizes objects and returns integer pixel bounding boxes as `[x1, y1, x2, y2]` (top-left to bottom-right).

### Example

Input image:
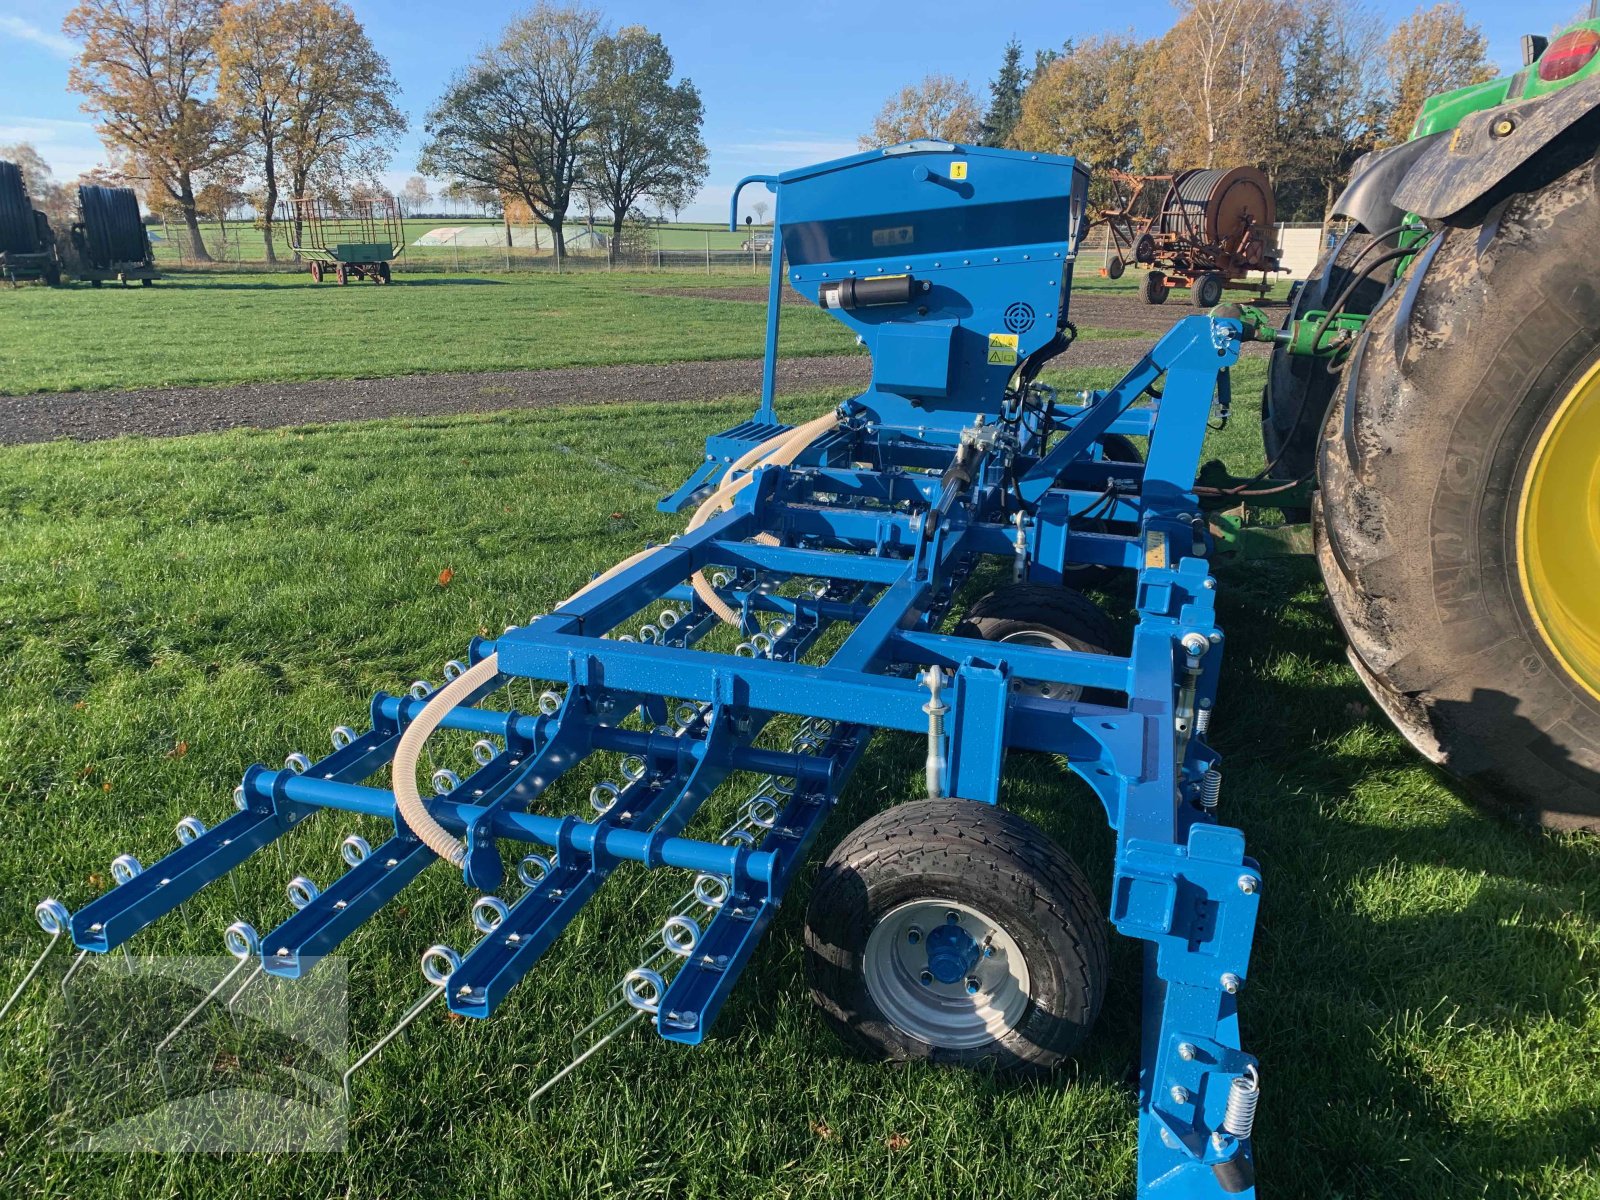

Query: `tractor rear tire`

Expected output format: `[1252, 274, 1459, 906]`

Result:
[804, 798, 1107, 1074]
[1262, 229, 1397, 486]
[1316, 155, 1600, 829]
[1139, 270, 1169, 305]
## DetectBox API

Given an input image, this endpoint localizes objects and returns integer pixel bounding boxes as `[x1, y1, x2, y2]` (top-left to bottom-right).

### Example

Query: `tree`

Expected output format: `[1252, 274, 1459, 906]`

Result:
[64, 0, 238, 260]
[420, 3, 604, 259]
[752, 200, 769, 224]
[981, 38, 1028, 147]
[1011, 35, 1157, 185]
[268, 1, 404, 253]
[580, 25, 706, 263]
[1381, 2, 1496, 144]
[861, 74, 983, 148]
[1140, 0, 1296, 169]
[399, 175, 431, 215]
[215, 0, 292, 261]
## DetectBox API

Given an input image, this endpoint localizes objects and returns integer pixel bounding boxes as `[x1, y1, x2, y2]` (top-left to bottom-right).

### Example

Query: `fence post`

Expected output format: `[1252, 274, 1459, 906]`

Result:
[452, 232, 459, 273]
[705, 230, 711, 275]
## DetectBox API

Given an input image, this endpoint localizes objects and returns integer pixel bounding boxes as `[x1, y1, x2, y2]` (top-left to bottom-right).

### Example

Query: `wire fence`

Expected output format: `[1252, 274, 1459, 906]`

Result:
[147, 218, 779, 276]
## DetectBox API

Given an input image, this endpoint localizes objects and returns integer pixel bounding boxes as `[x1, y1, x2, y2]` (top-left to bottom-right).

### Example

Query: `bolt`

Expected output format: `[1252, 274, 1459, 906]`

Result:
[277, 947, 289, 957]
[1212, 1132, 1229, 1151]
[920, 970, 934, 987]
[907, 927, 922, 945]
[1492, 117, 1515, 138]
[1238, 875, 1258, 895]
[1181, 632, 1210, 658]
[1177, 1042, 1198, 1061]
[1202, 578, 1216, 590]
[965, 977, 981, 995]
[1160, 1127, 1180, 1149]
[946, 911, 960, 924]
[1170, 1085, 1190, 1105]
[1221, 973, 1242, 995]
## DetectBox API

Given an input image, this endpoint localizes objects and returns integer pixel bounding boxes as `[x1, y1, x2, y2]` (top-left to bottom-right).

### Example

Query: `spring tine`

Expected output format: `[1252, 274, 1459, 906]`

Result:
[153, 921, 259, 1093]
[529, 1007, 644, 1108]
[341, 945, 459, 1104]
[226, 963, 264, 1017]
[0, 903, 68, 1023]
[58, 949, 90, 1017]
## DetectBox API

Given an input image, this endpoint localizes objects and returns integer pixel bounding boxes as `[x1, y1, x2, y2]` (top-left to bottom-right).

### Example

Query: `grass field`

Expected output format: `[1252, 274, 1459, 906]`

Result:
[0, 361, 1596, 1199]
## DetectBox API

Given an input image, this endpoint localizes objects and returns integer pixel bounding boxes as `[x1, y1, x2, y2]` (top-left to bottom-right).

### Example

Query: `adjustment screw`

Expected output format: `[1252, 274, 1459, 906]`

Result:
[1177, 1042, 1198, 1061]
[919, 970, 934, 987]
[1237, 875, 1258, 895]
[1170, 1085, 1190, 1105]
[1221, 973, 1242, 995]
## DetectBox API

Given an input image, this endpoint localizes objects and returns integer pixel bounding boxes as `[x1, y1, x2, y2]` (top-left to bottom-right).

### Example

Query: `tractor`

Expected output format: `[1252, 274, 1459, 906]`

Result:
[1258, 8, 1600, 831]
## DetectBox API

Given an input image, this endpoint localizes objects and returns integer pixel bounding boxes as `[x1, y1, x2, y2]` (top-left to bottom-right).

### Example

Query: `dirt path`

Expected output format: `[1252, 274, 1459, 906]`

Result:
[2, 324, 1267, 448]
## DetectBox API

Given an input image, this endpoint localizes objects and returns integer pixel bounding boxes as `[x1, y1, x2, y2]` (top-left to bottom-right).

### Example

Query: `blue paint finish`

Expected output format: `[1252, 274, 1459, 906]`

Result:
[52, 143, 1262, 1199]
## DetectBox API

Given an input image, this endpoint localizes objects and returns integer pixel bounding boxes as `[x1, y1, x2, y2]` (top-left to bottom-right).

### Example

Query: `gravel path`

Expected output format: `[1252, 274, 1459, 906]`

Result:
[1, 322, 1267, 448]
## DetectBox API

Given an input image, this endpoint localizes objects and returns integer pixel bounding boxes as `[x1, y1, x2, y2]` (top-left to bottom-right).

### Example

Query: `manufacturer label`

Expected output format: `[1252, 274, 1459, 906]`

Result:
[1144, 530, 1168, 569]
[986, 332, 1019, 365]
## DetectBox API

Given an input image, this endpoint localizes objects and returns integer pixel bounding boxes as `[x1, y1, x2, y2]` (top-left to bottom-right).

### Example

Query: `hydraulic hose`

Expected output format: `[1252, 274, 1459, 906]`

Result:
[393, 411, 840, 864]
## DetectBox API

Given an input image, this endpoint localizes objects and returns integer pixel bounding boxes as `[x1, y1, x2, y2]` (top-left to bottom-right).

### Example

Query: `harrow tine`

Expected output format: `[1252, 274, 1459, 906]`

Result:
[341, 945, 460, 1104]
[0, 900, 69, 1023]
[154, 921, 259, 1094]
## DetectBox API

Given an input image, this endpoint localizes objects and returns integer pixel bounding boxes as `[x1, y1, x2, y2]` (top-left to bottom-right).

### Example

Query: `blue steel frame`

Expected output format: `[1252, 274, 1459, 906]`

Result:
[44, 142, 1261, 1198]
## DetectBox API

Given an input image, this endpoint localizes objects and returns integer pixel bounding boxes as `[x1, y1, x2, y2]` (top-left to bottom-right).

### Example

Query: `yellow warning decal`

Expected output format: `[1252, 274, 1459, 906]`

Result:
[1144, 530, 1168, 570]
[986, 332, 1019, 365]
[950, 161, 968, 180]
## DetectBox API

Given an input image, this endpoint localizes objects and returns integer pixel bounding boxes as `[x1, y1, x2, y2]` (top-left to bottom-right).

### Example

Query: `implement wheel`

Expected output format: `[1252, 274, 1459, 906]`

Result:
[805, 798, 1107, 1073]
[1317, 154, 1600, 829]
[309, 260, 323, 283]
[955, 584, 1116, 700]
[335, 263, 348, 286]
[1191, 272, 1224, 308]
[1138, 270, 1169, 305]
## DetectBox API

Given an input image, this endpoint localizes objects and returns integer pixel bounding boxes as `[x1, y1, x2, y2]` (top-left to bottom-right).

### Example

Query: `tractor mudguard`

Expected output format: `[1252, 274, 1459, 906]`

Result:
[1394, 72, 1600, 220]
[1333, 134, 1445, 234]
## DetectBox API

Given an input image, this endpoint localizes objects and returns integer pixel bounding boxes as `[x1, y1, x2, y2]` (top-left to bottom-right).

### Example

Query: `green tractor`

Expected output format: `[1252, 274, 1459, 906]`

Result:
[1257, 10, 1600, 829]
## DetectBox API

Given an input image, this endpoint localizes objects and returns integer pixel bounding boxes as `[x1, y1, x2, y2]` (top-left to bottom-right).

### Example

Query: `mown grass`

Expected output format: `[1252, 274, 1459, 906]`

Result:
[0, 363, 1595, 1199]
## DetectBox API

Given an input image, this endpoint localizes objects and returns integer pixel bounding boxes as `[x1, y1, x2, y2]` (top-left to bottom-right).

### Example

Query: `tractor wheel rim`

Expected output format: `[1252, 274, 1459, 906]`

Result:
[1519, 356, 1600, 701]
[863, 899, 1031, 1050]
[1001, 630, 1084, 701]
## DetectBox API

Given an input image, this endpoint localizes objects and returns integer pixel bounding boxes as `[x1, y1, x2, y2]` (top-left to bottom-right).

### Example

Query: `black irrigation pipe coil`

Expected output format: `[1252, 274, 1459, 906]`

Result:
[0, 160, 46, 256]
[77, 185, 149, 269]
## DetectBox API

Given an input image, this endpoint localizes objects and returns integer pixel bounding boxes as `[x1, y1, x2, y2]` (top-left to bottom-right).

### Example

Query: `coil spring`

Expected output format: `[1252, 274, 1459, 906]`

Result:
[1200, 768, 1222, 812]
[1195, 702, 1212, 736]
[1222, 1066, 1259, 1139]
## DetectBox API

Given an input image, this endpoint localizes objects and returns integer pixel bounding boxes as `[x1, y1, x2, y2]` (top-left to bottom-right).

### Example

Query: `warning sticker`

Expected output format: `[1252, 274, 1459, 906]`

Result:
[1144, 530, 1168, 570]
[986, 332, 1019, 365]
[950, 161, 968, 180]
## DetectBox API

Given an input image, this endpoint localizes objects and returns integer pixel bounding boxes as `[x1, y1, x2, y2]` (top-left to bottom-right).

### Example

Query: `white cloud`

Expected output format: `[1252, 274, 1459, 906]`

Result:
[722, 138, 859, 164]
[0, 116, 106, 179]
[0, 15, 77, 58]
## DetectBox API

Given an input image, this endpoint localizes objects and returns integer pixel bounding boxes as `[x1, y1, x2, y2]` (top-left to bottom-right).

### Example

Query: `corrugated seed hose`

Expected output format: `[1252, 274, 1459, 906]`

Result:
[393, 410, 842, 867]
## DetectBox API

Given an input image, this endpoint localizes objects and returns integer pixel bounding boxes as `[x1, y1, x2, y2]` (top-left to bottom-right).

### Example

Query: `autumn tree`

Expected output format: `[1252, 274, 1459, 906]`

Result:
[399, 175, 431, 215]
[861, 74, 983, 148]
[1011, 34, 1157, 193]
[581, 25, 706, 263]
[65, 0, 237, 260]
[1381, 2, 1496, 144]
[420, 3, 604, 258]
[981, 38, 1028, 147]
[1140, 0, 1296, 169]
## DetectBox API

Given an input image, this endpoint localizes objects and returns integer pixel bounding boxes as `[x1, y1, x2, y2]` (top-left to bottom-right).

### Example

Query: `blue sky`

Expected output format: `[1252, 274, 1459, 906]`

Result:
[0, 0, 1586, 221]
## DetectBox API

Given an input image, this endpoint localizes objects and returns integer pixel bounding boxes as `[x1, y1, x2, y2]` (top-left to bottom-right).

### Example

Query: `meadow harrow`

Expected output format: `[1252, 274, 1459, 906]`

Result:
[11, 142, 1272, 1196]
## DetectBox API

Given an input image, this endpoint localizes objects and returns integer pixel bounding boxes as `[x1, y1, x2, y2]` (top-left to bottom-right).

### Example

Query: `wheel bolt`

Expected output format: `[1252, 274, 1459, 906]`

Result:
[965, 977, 980, 995]
[919, 970, 934, 987]
[906, 927, 922, 945]
[946, 911, 960, 924]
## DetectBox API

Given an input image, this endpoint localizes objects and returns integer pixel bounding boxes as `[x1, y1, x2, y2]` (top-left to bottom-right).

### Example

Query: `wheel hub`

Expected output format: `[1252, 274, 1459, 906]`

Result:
[1519, 357, 1600, 701]
[863, 899, 1031, 1049]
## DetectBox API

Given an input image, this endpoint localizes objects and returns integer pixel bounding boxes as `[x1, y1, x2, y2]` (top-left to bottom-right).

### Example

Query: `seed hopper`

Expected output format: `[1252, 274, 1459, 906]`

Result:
[11, 142, 1265, 1197]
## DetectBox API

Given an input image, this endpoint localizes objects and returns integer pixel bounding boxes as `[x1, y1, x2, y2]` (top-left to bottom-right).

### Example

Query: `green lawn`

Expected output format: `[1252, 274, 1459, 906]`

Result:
[0, 271, 1145, 397]
[0, 365, 1595, 1198]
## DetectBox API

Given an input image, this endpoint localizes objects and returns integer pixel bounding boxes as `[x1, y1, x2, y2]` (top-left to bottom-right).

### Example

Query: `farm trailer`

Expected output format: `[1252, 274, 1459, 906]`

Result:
[280, 195, 404, 284]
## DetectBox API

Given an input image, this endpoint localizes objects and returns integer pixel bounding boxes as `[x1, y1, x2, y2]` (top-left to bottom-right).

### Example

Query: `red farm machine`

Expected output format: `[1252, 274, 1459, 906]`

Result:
[1093, 166, 1280, 306]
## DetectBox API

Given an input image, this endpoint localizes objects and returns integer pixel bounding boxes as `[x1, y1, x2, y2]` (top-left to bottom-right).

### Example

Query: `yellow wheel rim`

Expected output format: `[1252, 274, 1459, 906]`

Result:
[1519, 357, 1600, 701]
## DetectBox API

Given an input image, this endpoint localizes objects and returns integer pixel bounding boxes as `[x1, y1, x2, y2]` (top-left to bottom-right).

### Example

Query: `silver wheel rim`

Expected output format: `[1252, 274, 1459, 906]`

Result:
[1001, 630, 1083, 702]
[863, 898, 1031, 1050]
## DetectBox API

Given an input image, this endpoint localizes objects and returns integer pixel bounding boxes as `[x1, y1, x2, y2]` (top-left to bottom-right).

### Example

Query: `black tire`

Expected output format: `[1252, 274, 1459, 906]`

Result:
[1105, 255, 1125, 281]
[804, 798, 1108, 1073]
[954, 584, 1117, 701]
[1262, 229, 1397, 486]
[1134, 233, 1155, 264]
[1317, 155, 1600, 829]
[1138, 270, 1168, 305]
[378, 261, 391, 283]
[1191, 272, 1224, 308]
[140, 277, 151, 287]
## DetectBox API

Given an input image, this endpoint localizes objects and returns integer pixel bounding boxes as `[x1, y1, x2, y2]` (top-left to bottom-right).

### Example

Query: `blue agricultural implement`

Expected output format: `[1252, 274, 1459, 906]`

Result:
[12, 141, 1273, 1197]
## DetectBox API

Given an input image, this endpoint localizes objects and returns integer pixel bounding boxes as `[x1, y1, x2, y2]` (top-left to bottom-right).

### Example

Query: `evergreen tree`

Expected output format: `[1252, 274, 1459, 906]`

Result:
[981, 38, 1027, 147]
